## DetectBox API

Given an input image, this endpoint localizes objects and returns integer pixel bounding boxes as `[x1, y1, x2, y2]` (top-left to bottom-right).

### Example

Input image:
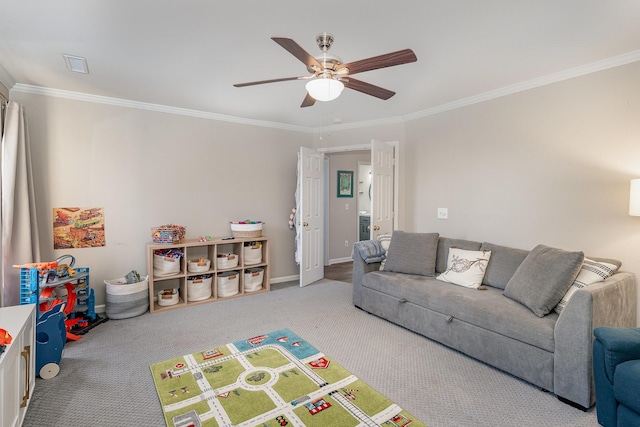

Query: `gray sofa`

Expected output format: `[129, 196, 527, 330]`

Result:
[352, 232, 637, 410]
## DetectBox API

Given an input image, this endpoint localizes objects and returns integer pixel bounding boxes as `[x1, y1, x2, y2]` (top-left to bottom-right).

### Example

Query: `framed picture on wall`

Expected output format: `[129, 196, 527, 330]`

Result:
[337, 170, 354, 198]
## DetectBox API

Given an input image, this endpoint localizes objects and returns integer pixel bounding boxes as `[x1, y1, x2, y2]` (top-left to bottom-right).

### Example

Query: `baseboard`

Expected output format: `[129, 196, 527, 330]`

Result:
[270, 274, 299, 284]
[328, 257, 353, 265]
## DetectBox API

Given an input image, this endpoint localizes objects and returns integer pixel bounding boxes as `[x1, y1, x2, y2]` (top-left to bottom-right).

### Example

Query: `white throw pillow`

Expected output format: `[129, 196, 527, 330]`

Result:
[378, 234, 392, 271]
[437, 248, 491, 289]
[553, 258, 618, 314]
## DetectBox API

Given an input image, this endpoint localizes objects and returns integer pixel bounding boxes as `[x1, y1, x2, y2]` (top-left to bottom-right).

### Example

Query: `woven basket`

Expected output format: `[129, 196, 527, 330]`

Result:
[230, 222, 263, 238]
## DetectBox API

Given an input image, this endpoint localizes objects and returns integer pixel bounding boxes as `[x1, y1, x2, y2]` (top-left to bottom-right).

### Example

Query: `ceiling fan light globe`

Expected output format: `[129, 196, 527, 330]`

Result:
[305, 78, 344, 102]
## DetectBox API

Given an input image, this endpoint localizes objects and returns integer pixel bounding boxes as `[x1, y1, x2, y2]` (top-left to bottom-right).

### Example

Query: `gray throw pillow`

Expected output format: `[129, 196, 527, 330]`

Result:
[480, 242, 530, 289]
[503, 244, 584, 317]
[384, 230, 439, 276]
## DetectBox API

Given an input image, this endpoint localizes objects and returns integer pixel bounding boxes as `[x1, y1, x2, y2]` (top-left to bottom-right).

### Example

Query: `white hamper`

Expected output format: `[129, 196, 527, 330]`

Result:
[218, 271, 239, 297]
[243, 242, 262, 265]
[187, 274, 213, 301]
[244, 268, 264, 292]
[105, 276, 149, 319]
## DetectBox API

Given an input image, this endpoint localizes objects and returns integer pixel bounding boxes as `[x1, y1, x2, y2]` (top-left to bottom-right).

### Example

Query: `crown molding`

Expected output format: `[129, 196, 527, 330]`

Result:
[402, 49, 640, 123]
[10, 49, 640, 133]
[10, 84, 312, 133]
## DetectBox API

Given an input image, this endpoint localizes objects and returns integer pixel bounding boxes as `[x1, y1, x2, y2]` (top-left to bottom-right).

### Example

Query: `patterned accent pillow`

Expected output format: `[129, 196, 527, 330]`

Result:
[378, 234, 392, 271]
[436, 248, 492, 289]
[554, 258, 618, 314]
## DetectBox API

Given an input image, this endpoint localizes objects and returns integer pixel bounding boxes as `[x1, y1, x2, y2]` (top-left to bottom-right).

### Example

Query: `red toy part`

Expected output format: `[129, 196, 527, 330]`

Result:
[0, 328, 12, 345]
[39, 283, 77, 315]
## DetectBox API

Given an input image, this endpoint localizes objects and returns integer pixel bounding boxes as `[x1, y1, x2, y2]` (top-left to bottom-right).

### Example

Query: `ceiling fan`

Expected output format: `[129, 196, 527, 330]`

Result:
[233, 33, 417, 107]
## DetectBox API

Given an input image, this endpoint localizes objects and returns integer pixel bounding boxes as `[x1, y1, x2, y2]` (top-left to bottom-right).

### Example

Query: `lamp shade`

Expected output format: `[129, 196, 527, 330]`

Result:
[630, 179, 640, 216]
[305, 77, 344, 102]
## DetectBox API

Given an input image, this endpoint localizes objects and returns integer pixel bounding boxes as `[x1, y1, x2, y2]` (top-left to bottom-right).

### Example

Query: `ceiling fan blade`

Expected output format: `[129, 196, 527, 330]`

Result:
[301, 93, 316, 108]
[272, 37, 323, 71]
[337, 49, 417, 75]
[343, 77, 396, 100]
[234, 76, 309, 87]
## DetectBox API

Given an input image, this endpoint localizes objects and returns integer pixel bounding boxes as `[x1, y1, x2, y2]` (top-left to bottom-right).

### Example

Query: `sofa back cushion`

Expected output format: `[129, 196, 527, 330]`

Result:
[436, 237, 482, 273]
[384, 231, 440, 276]
[503, 244, 584, 317]
[480, 242, 530, 289]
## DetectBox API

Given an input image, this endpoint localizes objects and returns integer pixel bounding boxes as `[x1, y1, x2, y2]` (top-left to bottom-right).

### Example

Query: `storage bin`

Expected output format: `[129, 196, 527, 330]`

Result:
[105, 276, 149, 319]
[188, 257, 211, 273]
[151, 224, 186, 244]
[244, 268, 264, 292]
[187, 275, 212, 301]
[217, 271, 239, 297]
[243, 242, 262, 265]
[230, 222, 263, 238]
[153, 253, 181, 276]
[157, 288, 179, 306]
[216, 253, 238, 269]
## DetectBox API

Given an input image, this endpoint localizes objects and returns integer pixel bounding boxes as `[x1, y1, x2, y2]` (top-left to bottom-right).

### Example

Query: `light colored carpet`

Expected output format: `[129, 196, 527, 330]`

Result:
[23, 280, 598, 427]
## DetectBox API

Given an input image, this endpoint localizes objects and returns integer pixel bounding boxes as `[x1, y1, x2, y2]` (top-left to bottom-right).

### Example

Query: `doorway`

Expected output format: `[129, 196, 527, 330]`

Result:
[298, 141, 399, 287]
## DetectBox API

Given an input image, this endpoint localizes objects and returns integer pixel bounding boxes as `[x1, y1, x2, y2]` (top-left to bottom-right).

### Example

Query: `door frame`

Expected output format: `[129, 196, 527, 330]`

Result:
[317, 141, 400, 265]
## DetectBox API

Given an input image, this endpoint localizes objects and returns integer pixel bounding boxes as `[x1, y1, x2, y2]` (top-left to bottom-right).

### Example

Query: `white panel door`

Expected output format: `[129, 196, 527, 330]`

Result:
[299, 147, 324, 287]
[371, 140, 395, 238]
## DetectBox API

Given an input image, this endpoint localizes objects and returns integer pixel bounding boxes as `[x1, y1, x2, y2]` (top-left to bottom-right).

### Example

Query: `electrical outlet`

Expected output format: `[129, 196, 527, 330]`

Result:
[345, 203, 349, 210]
[437, 207, 448, 219]
[345, 240, 349, 247]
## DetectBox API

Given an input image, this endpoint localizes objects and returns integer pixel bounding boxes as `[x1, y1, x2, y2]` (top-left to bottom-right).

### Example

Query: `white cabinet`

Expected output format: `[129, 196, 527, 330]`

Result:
[0, 304, 36, 427]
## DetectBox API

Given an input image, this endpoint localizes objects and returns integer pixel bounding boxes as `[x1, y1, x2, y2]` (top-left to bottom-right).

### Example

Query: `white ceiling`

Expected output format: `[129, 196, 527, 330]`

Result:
[2, 1, 640, 130]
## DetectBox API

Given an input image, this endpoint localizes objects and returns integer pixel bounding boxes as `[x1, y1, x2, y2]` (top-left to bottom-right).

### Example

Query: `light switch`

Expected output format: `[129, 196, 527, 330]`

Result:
[345, 203, 349, 210]
[437, 207, 448, 219]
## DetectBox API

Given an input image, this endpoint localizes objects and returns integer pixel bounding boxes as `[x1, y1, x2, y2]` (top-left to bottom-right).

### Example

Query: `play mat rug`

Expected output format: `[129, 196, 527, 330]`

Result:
[150, 328, 426, 427]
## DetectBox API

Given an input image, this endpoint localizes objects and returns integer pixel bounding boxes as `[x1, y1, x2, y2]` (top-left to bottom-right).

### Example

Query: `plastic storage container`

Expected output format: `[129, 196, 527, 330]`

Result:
[217, 271, 239, 297]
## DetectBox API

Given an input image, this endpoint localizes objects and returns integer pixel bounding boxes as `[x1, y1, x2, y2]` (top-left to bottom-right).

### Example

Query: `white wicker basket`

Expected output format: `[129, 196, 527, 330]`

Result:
[216, 253, 238, 269]
[244, 268, 264, 292]
[243, 243, 262, 265]
[187, 275, 212, 301]
[230, 222, 263, 238]
[217, 271, 239, 297]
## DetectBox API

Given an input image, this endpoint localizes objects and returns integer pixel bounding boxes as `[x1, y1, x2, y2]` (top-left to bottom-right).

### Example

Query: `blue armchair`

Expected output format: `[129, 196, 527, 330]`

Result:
[593, 327, 640, 426]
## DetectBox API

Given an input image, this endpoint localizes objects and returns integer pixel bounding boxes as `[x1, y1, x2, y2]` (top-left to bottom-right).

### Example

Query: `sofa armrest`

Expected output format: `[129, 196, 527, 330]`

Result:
[594, 327, 640, 380]
[352, 242, 382, 308]
[554, 271, 637, 408]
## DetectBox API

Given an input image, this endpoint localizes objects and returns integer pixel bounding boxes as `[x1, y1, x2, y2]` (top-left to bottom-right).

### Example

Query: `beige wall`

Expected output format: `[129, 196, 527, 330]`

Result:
[326, 151, 370, 262]
[11, 92, 311, 306]
[9, 60, 640, 321]
[403, 61, 640, 321]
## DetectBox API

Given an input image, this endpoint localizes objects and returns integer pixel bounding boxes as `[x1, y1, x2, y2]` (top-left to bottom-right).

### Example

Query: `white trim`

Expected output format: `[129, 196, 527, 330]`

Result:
[328, 257, 353, 265]
[270, 274, 300, 284]
[317, 144, 371, 153]
[9, 49, 640, 132]
[403, 49, 640, 123]
[10, 84, 311, 133]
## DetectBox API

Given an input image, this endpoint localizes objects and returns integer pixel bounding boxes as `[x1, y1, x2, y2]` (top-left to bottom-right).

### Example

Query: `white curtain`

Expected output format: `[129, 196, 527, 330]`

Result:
[1, 101, 40, 307]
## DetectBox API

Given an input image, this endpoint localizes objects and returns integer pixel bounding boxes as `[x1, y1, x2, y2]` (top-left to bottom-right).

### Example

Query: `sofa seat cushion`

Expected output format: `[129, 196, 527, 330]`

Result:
[614, 360, 640, 413]
[362, 271, 557, 352]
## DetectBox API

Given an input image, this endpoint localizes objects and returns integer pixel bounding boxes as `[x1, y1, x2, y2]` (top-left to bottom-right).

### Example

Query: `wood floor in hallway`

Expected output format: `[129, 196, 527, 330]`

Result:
[324, 261, 353, 283]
